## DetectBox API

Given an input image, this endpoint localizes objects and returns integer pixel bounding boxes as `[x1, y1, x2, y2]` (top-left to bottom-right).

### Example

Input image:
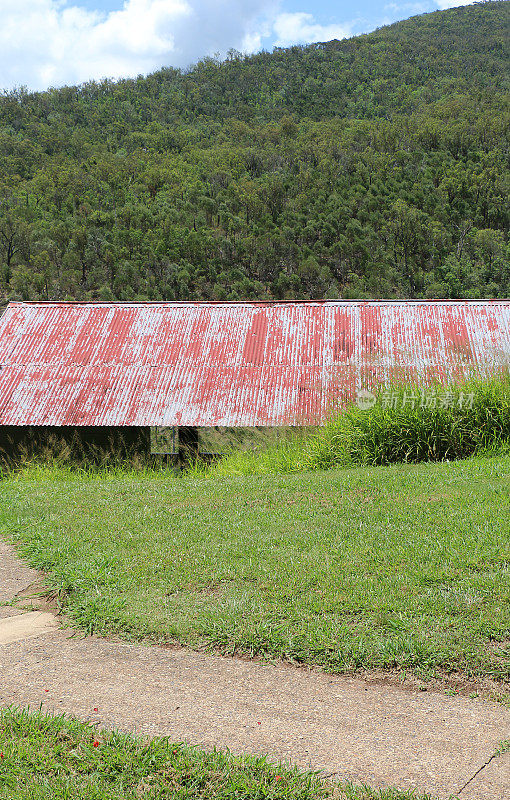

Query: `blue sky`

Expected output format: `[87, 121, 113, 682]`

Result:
[0, 0, 472, 92]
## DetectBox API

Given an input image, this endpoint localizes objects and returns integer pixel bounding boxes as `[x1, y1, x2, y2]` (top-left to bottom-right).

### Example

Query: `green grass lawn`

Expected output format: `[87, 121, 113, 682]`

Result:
[1, 456, 509, 680]
[0, 708, 438, 800]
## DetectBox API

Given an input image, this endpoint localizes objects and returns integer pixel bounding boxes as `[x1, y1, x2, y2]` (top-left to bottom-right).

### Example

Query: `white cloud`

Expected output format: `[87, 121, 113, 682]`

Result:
[384, 2, 430, 13]
[434, 0, 475, 8]
[0, 0, 276, 91]
[272, 12, 352, 48]
[0, 1, 372, 92]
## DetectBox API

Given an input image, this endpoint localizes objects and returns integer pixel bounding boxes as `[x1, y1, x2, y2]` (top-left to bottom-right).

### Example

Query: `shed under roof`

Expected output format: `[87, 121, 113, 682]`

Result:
[0, 300, 509, 427]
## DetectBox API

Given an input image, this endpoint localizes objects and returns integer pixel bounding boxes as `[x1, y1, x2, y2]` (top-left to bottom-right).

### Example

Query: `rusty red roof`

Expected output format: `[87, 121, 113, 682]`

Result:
[0, 300, 509, 427]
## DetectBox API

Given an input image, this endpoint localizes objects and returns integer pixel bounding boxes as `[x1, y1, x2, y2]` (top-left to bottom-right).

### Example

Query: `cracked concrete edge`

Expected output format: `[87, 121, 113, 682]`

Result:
[456, 742, 510, 796]
[456, 753, 510, 800]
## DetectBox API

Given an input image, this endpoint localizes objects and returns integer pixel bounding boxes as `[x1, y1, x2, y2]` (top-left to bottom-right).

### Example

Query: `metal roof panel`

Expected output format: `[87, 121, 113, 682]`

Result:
[0, 300, 509, 426]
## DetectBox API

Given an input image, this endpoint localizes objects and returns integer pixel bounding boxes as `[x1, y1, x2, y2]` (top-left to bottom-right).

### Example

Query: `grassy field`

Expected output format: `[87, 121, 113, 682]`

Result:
[1, 455, 509, 681]
[0, 708, 440, 800]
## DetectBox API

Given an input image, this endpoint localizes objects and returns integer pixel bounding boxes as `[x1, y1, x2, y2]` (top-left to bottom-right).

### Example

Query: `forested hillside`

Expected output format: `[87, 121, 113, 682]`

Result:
[0, 1, 508, 303]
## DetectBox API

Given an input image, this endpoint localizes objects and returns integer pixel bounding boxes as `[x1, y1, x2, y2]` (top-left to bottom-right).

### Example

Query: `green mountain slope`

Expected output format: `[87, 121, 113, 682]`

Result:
[0, 1, 509, 302]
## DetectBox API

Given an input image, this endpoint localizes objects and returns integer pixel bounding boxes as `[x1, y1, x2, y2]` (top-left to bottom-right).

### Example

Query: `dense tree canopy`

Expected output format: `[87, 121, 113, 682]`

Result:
[0, 1, 509, 303]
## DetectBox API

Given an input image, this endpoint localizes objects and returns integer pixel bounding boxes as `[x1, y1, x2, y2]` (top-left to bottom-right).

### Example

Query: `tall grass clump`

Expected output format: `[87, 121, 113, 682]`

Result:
[194, 375, 510, 476]
[304, 375, 510, 470]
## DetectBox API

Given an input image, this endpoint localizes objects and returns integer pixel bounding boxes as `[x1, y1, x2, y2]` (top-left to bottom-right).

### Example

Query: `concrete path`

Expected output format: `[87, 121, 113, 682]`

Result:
[1, 539, 508, 799]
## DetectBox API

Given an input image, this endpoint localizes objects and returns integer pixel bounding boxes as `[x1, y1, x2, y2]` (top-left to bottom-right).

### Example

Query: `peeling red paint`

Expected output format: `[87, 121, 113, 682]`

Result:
[0, 300, 509, 427]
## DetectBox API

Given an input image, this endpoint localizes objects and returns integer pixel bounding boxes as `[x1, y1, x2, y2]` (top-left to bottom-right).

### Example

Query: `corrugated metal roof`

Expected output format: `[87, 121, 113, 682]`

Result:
[0, 300, 509, 427]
